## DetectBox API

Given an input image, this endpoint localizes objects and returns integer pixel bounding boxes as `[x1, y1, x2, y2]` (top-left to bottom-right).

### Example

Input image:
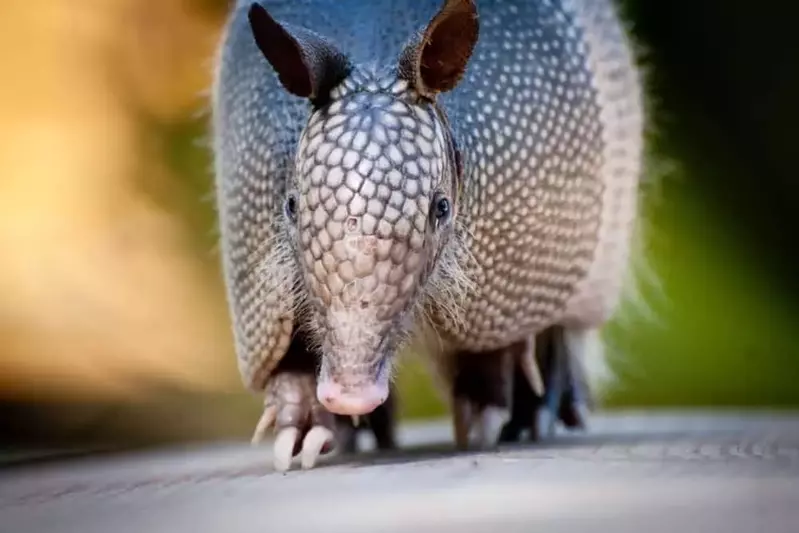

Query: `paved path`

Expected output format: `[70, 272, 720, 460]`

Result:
[1, 410, 799, 533]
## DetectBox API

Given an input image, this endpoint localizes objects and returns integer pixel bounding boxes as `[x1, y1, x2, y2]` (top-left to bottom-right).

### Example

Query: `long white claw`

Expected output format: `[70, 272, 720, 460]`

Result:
[519, 341, 545, 397]
[273, 427, 300, 473]
[476, 406, 509, 449]
[301, 426, 335, 470]
[453, 398, 472, 450]
[251, 405, 277, 445]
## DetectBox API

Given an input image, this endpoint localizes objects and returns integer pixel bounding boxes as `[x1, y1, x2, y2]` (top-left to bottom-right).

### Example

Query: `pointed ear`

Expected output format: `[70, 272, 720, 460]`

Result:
[248, 3, 351, 103]
[398, 0, 479, 98]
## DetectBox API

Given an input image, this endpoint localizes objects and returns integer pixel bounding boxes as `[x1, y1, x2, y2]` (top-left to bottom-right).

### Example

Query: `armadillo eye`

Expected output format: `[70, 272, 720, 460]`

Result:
[436, 197, 450, 219]
[284, 192, 298, 222]
[430, 192, 452, 228]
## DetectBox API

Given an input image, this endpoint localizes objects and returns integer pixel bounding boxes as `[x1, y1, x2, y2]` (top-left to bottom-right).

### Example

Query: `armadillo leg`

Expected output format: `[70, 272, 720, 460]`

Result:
[369, 388, 398, 450]
[499, 326, 593, 444]
[251, 332, 339, 472]
[497, 346, 540, 443]
[543, 326, 593, 437]
[558, 326, 600, 429]
[538, 326, 570, 438]
[450, 344, 518, 450]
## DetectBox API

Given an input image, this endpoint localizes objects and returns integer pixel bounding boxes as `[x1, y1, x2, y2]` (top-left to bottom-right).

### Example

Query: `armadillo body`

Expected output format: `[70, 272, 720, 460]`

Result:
[211, 0, 643, 466]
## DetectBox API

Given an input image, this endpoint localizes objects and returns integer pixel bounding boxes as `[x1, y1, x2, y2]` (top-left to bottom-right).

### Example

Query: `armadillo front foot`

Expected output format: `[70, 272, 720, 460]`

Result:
[252, 371, 337, 472]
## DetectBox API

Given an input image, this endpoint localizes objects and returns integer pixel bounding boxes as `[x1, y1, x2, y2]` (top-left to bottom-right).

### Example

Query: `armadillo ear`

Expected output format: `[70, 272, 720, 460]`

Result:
[248, 3, 351, 103]
[398, 0, 479, 98]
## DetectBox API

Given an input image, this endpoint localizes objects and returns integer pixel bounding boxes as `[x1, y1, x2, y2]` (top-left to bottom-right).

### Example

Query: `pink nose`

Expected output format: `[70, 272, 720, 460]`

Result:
[316, 381, 388, 416]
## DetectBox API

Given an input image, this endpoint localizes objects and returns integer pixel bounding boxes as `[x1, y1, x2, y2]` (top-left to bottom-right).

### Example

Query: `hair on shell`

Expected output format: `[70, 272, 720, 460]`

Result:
[413, 216, 479, 343]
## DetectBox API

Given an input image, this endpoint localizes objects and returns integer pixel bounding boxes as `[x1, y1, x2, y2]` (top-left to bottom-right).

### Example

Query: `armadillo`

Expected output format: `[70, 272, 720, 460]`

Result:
[210, 0, 644, 471]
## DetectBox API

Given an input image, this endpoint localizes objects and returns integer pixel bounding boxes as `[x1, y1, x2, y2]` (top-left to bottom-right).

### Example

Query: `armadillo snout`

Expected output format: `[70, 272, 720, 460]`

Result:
[317, 381, 388, 416]
[316, 365, 390, 416]
[315, 326, 393, 415]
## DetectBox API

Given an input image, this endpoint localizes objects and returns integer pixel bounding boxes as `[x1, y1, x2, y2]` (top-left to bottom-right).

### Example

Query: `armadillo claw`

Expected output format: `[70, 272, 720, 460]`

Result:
[453, 398, 509, 450]
[273, 427, 300, 472]
[300, 426, 335, 470]
[251, 405, 277, 445]
[476, 406, 510, 449]
[251, 372, 337, 473]
[272, 425, 336, 473]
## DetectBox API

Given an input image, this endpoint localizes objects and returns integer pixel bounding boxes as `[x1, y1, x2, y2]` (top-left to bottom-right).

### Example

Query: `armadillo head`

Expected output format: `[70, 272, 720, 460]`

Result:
[248, 0, 479, 415]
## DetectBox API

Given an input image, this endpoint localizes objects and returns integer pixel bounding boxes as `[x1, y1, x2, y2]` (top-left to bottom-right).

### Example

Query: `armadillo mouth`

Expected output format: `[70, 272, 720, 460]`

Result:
[316, 357, 391, 416]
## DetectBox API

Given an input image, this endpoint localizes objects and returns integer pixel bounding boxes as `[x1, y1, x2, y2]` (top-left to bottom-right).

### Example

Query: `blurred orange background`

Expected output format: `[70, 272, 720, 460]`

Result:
[0, 0, 234, 401]
[0, 1, 260, 448]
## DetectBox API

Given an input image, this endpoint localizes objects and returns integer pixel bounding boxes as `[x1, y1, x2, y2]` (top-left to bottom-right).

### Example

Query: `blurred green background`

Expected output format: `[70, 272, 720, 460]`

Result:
[1, 0, 798, 452]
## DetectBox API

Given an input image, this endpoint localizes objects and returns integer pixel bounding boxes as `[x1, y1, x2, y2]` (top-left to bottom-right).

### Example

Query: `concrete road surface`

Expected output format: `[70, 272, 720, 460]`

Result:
[1, 410, 799, 533]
